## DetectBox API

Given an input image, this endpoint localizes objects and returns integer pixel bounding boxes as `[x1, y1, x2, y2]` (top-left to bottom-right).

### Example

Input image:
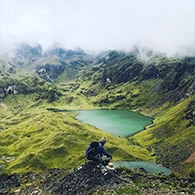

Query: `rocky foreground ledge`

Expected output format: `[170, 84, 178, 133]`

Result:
[0, 162, 195, 195]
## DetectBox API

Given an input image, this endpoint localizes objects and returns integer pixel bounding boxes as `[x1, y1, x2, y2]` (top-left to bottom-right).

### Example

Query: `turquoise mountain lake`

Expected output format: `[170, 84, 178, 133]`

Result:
[113, 161, 171, 175]
[75, 110, 153, 137]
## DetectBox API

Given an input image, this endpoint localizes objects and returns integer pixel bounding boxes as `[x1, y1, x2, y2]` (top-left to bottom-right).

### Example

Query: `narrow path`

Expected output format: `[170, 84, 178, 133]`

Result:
[186, 152, 195, 162]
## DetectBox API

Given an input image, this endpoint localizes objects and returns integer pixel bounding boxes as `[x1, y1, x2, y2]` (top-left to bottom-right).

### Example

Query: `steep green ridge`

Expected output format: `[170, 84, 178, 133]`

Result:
[133, 95, 195, 176]
[0, 47, 195, 177]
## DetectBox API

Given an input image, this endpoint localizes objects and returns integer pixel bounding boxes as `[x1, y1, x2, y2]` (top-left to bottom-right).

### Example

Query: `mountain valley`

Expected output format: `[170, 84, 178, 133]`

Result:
[0, 44, 195, 194]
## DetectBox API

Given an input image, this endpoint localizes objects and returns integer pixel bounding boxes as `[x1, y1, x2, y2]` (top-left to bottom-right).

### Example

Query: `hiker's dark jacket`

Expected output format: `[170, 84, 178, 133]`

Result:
[86, 142, 112, 161]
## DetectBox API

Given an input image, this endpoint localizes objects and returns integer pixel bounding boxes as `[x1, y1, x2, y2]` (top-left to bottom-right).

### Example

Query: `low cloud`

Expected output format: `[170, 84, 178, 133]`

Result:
[0, 0, 194, 56]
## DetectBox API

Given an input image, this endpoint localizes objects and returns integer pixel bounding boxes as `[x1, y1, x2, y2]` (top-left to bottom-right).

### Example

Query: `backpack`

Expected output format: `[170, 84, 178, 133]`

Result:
[86, 141, 99, 160]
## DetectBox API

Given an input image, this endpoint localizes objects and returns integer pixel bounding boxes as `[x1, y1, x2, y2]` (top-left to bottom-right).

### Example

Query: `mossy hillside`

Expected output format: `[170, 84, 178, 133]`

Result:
[76, 53, 195, 112]
[115, 81, 159, 110]
[0, 94, 154, 174]
[132, 95, 195, 176]
[133, 95, 194, 144]
[74, 77, 161, 111]
[0, 73, 62, 106]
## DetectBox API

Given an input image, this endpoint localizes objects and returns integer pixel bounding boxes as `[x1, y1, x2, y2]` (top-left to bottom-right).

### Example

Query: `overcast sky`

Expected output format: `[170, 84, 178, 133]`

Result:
[0, 0, 194, 55]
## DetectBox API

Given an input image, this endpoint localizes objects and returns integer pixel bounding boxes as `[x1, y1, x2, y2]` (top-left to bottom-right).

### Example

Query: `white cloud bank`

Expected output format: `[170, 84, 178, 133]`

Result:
[0, 0, 194, 55]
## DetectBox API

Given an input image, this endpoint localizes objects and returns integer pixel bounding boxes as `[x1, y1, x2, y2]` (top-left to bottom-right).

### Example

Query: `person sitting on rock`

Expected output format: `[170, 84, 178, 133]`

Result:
[85, 137, 112, 165]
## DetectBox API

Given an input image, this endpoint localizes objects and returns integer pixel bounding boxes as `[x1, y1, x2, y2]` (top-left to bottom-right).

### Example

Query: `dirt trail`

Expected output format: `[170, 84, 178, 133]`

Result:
[186, 152, 195, 162]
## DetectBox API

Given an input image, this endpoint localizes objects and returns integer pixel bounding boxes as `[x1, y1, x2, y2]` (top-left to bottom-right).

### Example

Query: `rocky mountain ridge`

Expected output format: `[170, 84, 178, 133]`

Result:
[11, 44, 95, 83]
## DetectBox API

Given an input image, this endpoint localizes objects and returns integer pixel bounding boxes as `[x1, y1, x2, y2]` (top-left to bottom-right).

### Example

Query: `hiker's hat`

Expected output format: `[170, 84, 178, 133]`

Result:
[99, 137, 106, 145]
[106, 162, 115, 170]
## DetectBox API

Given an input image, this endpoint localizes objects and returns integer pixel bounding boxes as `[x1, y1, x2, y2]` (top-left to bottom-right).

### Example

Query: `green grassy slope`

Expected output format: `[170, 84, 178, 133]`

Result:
[0, 94, 154, 174]
[132, 95, 195, 176]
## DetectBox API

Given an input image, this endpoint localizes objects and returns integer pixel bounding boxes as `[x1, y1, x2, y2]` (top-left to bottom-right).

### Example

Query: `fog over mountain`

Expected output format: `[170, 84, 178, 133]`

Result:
[0, 0, 194, 56]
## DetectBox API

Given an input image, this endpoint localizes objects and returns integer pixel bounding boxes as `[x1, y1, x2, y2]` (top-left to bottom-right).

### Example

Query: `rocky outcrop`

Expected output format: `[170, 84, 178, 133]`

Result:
[0, 85, 18, 99]
[4, 85, 18, 95]
[51, 162, 125, 195]
[1, 162, 195, 195]
[0, 174, 20, 194]
[0, 84, 25, 100]
[185, 100, 195, 126]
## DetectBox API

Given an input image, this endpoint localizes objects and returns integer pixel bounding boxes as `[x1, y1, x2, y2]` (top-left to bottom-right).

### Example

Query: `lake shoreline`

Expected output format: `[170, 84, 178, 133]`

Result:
[47, 107, 154, 137]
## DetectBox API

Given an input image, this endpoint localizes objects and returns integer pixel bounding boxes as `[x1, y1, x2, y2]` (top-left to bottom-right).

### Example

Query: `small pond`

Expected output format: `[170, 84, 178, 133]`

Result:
[75, 110, 153, 137]
[113, 161, 171, 175]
